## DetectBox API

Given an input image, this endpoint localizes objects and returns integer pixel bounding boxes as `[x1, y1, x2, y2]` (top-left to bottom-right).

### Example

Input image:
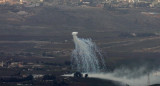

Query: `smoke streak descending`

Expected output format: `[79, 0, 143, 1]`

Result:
[71, 32, 106, 73]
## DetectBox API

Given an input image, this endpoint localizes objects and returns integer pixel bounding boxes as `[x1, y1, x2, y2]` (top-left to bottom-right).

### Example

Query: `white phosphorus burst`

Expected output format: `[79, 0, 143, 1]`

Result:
[71, 32, 106, 73]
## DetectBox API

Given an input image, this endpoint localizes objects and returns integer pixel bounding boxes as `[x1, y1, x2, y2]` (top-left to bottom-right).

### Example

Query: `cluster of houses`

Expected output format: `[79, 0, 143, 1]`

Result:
[0, 0, 43, 4]
[105, 0, 160, 8]
[0, 0, 24, 4]
[0, 0, 43, 7]
[0, 61, 44, 69]
[0, 0, 160, 8]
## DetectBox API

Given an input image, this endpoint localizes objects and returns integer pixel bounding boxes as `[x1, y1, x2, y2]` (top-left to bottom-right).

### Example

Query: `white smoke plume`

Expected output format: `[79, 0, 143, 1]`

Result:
[71, 32, 106, 73]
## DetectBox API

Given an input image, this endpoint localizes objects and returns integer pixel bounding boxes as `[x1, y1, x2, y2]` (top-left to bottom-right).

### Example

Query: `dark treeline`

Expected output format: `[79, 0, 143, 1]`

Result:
[0, 75, 33, 82]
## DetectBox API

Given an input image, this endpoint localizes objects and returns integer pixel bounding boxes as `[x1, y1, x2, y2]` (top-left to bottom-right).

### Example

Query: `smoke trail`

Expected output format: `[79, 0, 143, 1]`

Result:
[88, 67, 160, 86]
[63, 68, 160, 86]
[71, 32, 106, 73]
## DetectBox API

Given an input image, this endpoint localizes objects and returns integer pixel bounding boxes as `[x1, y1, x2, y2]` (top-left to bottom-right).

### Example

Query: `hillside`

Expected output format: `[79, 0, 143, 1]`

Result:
[0, 5, 160, 69]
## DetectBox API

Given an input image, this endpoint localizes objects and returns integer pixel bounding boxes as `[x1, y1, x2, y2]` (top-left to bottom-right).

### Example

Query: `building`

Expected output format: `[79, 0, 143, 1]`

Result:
[0, 0, 6, 4]
[20, 0, 23, 4]
[0, 61, 4, 67]
[9, 62, 23, 68]
[0, 0, 19, 4]
[40, 0, 43, 2]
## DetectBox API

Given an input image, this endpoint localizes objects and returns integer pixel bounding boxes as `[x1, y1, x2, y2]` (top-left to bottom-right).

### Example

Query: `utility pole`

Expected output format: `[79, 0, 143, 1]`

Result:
[147, 73, 150, 86]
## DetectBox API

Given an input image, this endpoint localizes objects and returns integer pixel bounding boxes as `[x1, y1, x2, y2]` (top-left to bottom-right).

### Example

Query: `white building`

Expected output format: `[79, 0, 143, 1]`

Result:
[0, 61, 3, 67]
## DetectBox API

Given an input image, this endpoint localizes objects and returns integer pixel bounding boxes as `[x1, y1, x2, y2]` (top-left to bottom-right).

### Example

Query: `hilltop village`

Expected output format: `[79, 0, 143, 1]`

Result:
[0, 0, 160, 8]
